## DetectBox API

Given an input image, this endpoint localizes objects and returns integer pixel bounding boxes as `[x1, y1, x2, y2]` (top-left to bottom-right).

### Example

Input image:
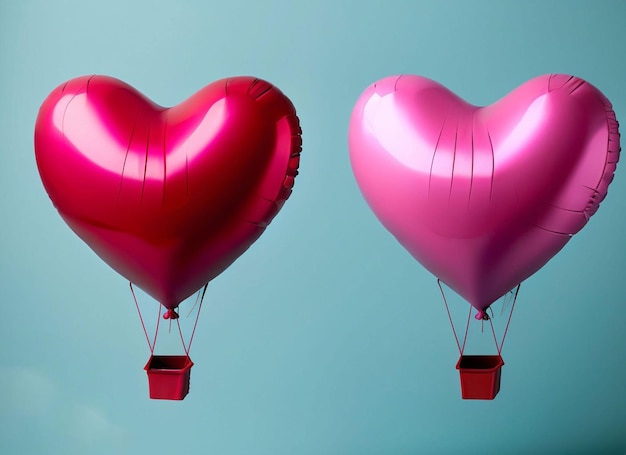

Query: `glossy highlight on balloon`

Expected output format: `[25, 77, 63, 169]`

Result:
[349, 74, 620, 314]
[35, 75, 302, 310]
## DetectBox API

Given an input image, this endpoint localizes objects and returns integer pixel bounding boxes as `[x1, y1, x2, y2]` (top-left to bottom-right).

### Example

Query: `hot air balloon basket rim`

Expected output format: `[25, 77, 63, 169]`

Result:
[456, 355, 503, 400]
[144, 355, 193, 400]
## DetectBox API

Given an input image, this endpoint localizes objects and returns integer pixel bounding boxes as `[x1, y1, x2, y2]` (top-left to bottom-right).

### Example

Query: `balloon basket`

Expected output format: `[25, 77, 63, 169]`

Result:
[456, 355, 503, 400]
[144, 355, 193, 400]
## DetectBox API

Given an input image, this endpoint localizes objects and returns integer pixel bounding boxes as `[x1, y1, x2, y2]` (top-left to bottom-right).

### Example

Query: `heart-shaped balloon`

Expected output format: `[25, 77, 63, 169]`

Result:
[349, 74, 619, 315]
[36, 75, 301, 309]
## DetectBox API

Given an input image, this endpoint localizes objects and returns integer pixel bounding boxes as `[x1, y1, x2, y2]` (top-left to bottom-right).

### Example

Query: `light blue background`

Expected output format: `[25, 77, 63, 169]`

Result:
[1, 1, 625, 453]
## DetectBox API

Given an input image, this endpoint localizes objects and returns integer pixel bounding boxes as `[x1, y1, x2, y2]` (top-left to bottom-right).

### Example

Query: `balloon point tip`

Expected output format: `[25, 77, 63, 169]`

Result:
[163, 309, 179, 320]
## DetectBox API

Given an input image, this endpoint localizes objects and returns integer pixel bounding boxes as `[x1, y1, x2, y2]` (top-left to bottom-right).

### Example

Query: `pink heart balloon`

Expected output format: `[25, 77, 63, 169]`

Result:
[35, 75, 301, 310]
[349, 74, 620, 315]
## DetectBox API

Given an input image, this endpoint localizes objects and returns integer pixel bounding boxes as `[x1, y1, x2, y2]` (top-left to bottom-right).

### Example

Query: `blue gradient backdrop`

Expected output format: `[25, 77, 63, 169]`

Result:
[1, 1, 625, 454]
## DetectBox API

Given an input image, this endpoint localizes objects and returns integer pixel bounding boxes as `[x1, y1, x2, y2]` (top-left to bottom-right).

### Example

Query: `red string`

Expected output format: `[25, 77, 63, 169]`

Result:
[176, 318, 187, 355]
[152, 301, 161, 353]
[130, 282, 154, 354]
[187, 284, 208, 354]
[186, 285, 204, 317]
[176, 283, 208, 357]
[131, 282, 208, 357]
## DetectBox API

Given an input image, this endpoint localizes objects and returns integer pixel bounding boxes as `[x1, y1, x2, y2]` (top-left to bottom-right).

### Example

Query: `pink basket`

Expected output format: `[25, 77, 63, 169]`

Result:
[144, 355, 193, 400]
[456, 355, 504, 400]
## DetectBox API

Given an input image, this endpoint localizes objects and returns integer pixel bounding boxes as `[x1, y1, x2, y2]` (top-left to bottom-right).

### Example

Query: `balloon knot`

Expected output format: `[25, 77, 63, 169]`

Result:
[475, 309, 490, 321]
[163, 309, 179, 320]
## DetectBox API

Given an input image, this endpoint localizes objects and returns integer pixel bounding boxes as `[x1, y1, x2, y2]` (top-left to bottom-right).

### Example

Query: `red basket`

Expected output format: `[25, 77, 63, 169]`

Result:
[144, 355, 193, 400]
[456, 355, 504, 400]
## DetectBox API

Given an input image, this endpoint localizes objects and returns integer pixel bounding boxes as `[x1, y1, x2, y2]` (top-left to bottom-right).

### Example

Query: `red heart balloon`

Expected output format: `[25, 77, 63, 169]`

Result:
[35, 75, 302, 309]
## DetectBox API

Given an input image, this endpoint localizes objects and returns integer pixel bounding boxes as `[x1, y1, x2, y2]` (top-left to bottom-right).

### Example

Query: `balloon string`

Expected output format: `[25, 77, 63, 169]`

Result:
[186, 284, 204, 317]
[153, 303, 161, 352]
[176, 319, 187, 355]
[439, 280, 520, 357]
[176, 283, 208, 357]
[437, 278, 467, 355]
[187, 283, 208, 354]
[488, 284, 521, 355]
[498, 284, 520, 355]
[489, 318, 500, 353]
[461, 305, 472, 355]
[130, 282, 154, 354]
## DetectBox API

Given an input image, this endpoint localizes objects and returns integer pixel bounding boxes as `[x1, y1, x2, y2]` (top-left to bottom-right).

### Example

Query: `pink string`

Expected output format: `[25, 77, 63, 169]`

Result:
[438, 279, 472, 355]
[497, 284, 520, 354]
[489, 318, 500, 353]
[438, 280, 521, 356]
[488, 284, 521, 355]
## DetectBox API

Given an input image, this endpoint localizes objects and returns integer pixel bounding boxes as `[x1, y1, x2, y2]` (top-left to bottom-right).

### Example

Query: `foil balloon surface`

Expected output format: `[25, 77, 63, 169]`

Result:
[349, 74, 620, 315]
[35, 75, 302, 310]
